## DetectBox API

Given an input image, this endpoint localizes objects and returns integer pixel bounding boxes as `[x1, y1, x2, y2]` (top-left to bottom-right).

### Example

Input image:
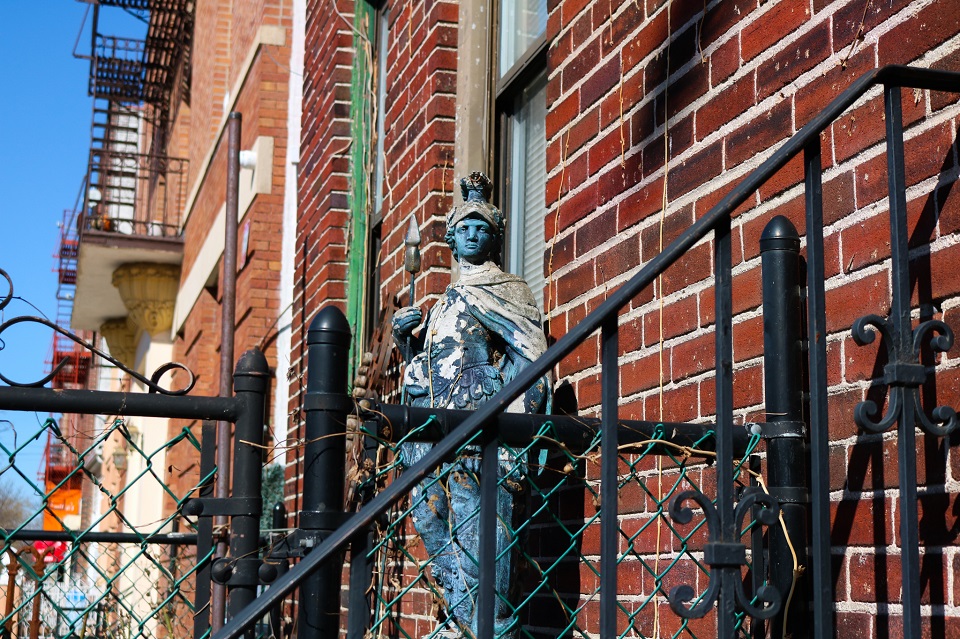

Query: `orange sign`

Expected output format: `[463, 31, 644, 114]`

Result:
[43, 487, 82, 531]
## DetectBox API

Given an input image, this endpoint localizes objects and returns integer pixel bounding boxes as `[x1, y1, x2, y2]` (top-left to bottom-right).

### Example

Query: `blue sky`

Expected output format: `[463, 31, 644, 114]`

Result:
[0, 3, 144, 488]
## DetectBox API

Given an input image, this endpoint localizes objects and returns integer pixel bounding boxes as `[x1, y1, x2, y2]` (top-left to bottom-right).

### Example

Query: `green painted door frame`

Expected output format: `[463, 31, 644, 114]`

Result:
[345, 0, 377, 379]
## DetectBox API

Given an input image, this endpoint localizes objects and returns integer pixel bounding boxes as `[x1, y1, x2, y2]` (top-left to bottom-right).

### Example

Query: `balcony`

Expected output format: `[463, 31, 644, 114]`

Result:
[90, 35, 145, 103]
[71, 150, 187, 333]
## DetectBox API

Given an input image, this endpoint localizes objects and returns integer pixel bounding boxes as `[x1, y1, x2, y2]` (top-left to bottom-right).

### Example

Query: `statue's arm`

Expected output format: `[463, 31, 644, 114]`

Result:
[392, 306, 426, 363]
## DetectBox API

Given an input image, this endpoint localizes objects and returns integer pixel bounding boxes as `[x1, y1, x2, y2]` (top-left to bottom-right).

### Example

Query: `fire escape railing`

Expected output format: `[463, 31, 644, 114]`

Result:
[87, 0, 193, 120]
[215, 65, 960, 639]
[78, 0, 193, 240]
[84, 146, 189, 237]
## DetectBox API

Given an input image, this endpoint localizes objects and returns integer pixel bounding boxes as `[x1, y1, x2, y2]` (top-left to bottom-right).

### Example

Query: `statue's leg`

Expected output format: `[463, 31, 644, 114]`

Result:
[493, 459, 519, 639]
[402, 443, 457, 594]
[447, 455, 519, 639]
[446, 457, 480, 634]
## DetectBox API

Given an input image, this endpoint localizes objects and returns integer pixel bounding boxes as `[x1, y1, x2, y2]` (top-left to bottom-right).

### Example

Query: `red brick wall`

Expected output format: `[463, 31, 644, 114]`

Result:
[291, 0, 457, 507]
[543, 0, 960, 633]
[289, 0, 355, 509]
[295, 0, 960, 634]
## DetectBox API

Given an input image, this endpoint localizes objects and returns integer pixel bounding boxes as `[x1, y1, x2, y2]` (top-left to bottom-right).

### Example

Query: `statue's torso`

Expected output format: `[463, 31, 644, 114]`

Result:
[404, 287, 504, 409]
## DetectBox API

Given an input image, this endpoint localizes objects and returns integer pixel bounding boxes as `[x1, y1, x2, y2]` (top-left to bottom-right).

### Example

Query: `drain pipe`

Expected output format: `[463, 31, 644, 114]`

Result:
[212, 111, 242, 632]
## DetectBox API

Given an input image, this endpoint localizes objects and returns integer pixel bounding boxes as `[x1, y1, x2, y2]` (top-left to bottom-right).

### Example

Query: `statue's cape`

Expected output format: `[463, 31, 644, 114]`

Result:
[451, 262, 547, 364]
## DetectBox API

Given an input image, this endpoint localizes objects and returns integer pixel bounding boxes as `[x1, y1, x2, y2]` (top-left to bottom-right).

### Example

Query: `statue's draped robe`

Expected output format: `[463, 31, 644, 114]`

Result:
[403, 261, 550, 413]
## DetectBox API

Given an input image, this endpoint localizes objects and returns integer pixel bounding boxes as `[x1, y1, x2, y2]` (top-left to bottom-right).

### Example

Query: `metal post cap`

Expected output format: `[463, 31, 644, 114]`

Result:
[234, 348, 270, 391]
[307, 306, 352, 345]
[759, 215, 800, 252]
[234, 348, 269, 375]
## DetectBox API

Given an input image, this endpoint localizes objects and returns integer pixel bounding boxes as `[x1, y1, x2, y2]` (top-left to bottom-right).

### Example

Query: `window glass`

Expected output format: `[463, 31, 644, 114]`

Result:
[499, 0, 547, 77]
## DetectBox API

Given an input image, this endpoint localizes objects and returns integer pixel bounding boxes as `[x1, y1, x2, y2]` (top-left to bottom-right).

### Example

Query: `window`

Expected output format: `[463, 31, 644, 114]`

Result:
[497, 0, 548, 308]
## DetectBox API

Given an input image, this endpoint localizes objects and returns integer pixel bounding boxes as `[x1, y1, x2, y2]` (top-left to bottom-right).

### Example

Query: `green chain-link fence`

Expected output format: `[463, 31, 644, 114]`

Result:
[1, 416, 210, 639]
[349, 416, 766, 639]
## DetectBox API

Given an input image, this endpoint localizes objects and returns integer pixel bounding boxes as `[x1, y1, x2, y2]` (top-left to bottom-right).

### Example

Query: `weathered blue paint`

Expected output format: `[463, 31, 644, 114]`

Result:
[392, 172, 551, 638]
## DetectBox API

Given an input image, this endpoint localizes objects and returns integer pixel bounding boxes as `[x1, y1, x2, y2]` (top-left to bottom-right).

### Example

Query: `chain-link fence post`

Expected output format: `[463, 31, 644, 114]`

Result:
[227, 348, 270, 632]
[194, 420, 217, 639]
[298, 307, 351, 639]
[760, 215, 809, 639]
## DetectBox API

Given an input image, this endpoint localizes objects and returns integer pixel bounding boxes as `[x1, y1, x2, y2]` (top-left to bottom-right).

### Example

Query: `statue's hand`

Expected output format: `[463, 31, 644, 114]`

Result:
[392, 306, 423, 340]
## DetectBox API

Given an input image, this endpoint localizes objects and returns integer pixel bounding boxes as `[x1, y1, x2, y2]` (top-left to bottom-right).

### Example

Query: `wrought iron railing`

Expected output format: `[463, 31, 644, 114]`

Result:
[83, 149, 188, 239]
[214, 64, 960, 639]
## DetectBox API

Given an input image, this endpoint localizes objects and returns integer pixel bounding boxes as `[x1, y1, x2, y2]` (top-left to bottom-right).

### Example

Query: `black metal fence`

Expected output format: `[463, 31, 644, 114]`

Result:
[0, 280, 271, 639]
[214, 65, 960, 639]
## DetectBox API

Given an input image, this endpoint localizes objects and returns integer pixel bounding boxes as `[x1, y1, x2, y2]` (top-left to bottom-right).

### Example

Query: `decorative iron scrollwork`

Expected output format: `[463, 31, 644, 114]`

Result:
[0, 267, 196, 395]
[852, 313, 956, 436]
[0, 268, 13, 313]
[667, 487, 782, 620]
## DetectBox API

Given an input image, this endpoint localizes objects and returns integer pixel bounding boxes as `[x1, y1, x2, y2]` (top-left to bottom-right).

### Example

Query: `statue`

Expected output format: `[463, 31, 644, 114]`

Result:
[392, 172, 551, 638]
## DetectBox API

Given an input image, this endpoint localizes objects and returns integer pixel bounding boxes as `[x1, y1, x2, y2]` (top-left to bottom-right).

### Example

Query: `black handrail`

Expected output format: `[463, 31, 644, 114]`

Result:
[215, 64, 960, 639]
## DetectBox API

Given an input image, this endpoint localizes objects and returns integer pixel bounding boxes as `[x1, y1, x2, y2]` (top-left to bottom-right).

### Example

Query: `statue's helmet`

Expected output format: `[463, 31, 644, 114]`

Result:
[446, 172, 505, 262]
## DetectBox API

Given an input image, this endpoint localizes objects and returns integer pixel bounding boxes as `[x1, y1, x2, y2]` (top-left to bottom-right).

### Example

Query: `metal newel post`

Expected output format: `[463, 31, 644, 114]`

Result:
[299, 306, 351, 639]
[760, 215, 809, 639]
[228, 348, 270, 628]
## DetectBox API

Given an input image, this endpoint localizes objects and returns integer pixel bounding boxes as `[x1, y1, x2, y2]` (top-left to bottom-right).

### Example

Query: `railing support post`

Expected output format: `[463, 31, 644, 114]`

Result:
[269, 502, 290, 639]
[194, 420, 217, 639]
[228, 348, 270, 631]
[298, 307, 351, 639]
[760, 215, 809, 639]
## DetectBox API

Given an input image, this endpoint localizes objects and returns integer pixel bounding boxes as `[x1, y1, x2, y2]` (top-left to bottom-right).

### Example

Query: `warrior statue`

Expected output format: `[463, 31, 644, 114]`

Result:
[392, 171, 551, 638]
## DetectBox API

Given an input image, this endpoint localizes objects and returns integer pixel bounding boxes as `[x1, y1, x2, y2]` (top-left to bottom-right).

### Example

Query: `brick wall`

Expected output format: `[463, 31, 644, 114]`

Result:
[295, 0, 960, 634]
[163, 0, 293, 515]
[543, 0, 960, 633]
[292, 0, 457, 507]
[289, 0, 355, 507]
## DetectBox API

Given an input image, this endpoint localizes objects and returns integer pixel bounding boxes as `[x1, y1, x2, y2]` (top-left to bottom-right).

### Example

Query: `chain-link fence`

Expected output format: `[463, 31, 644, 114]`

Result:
[1, 416, 210, 639]
[349, 416, 766, 639]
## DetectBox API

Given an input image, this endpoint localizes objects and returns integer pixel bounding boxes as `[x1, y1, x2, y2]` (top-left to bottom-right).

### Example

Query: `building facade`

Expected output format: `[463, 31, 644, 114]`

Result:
[61, 0, 304, 633]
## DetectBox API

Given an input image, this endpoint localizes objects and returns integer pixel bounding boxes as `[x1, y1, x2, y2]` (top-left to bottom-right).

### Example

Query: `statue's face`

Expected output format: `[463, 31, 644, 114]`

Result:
[454, 216, 495, 265]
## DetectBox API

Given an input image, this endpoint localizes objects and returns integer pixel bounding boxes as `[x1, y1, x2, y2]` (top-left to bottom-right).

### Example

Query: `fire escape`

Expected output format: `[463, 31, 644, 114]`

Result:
[41, 1, 195, 529]
[68, 0, 193, 340]
[39, 211, 89, 531]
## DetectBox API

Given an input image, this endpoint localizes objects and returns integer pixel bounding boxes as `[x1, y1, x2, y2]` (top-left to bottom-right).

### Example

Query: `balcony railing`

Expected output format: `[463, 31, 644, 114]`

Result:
[83, 150, 188, 240]
[90, 35, 145, 103]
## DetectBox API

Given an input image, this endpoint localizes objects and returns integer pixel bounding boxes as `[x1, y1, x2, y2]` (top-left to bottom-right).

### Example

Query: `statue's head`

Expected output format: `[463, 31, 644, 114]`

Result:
[445, 172, 504, 265]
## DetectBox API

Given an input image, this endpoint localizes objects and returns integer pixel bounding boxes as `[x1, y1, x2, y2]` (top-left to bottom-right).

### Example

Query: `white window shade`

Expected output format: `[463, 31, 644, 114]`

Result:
[506, 71, 547, 308]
